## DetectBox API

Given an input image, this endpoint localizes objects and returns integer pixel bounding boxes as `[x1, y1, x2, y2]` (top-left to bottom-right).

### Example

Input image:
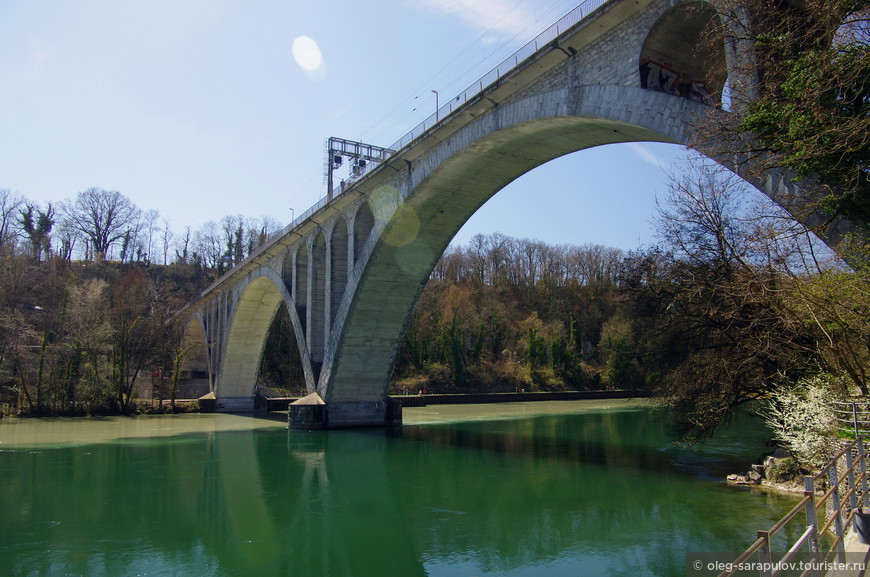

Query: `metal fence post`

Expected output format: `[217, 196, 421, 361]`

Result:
[756, 530, 773, 577]
[804, 475, 821, 555]
[828, 461, 847, 561]
[846, 445, 858, 514]
[804, 475, 823, 577]
[858, 437, 869, 509]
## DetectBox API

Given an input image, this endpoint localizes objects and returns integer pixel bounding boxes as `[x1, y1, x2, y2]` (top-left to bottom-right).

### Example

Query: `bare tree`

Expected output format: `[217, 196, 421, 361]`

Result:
[0, 188, 24, 252]
[257, 215, 282, 242]
[141, 209, 161, 263]
[54, 219, 80, 262]
[193, 221, 223, 269]
[61, 187, 141, 261]
[175, 226, 191, 264]
[161, 218, 174, 265]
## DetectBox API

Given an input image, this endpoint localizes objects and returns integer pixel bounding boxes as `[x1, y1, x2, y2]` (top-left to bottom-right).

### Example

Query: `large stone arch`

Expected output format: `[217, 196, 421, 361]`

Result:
[320, 83, 834, 413]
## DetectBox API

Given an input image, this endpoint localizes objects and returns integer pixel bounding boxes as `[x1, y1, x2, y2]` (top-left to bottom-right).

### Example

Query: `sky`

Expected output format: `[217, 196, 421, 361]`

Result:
[0, 0, 691, 253]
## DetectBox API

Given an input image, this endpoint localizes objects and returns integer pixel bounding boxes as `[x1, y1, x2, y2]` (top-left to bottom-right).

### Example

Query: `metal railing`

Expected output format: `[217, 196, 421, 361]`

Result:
[835, 401, 870, 438]
[383, 0, 607, 155]
[717, 438, 869, 577]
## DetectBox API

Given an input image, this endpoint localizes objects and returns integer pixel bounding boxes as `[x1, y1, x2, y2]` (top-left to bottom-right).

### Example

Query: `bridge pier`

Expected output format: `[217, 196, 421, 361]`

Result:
[288, 393, 402, 429]
[213, 396, 258, 413]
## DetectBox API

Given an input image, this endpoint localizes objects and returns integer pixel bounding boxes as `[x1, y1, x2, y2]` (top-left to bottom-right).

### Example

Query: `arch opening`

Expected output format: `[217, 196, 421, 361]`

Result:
[295, 244, 309, 335]
[282, 251, 293, 294]
[310, 234, 327, 378]
[217, 276, 284, 399]
[258, 303, 308, 396]
[331, 218, 349, 330]
[639, 2, 726, 106]
[178, 316, 212, 399]
[354, 202, 375, 264]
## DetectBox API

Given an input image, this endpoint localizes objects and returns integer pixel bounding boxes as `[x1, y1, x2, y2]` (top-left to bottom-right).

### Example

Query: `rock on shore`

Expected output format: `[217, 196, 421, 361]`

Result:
[726, 451, 807, 493]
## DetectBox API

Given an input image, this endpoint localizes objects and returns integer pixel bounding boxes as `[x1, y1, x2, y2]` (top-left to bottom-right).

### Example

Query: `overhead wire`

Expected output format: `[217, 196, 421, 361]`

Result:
[360, 0, 584, 148]
[360, 0, 535, 145]
[302, 0, 589, 202]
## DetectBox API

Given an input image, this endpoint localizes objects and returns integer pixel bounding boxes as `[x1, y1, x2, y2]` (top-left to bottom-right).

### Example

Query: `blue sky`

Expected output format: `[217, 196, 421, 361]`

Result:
[0, 0, 688, 251]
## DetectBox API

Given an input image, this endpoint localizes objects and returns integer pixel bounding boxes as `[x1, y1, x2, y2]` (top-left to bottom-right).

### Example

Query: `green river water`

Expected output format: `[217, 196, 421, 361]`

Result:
[0, 400, 803, 577]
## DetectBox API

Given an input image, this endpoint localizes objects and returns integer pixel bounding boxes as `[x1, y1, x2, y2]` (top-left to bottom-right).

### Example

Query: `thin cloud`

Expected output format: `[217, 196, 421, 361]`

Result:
[626, 142, 670, 168]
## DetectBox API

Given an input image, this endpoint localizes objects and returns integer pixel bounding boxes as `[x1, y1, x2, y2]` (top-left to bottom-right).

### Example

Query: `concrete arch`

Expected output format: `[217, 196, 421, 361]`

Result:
[216, 269, 316, 400]
[323, 86, 689, 407]
[322, 83, 827, 411]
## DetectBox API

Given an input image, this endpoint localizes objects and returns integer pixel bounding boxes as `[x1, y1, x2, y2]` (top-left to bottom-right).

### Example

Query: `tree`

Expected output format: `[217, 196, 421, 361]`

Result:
[160, 218, 174, 265]
[54, 219, 79, 262]
[175, 226, 191, 264]
[698, 0, 870, 228]
[629, 157, 829, 441]
[141, 209, 161, 264]
[18, 203, 54, 262]
[764, 374, 843, 467]
[192, 221, 223, 270]
[0, 188, 24, 252]
[61, 187, 141, 260]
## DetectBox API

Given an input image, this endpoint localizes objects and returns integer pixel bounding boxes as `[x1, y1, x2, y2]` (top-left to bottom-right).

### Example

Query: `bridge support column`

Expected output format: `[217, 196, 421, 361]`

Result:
[288, 393, 402, 429]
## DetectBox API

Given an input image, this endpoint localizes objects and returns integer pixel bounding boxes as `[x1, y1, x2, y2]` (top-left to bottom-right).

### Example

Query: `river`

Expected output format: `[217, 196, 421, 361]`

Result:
[0, 399, 801, 576]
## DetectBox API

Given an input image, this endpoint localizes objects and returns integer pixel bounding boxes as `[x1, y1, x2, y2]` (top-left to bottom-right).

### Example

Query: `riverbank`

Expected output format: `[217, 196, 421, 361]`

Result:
[0, 399, 653, 448]
[264, 389, 650, 411]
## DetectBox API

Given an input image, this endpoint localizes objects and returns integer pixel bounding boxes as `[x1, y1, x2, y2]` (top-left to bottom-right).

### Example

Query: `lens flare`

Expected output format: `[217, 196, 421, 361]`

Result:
[292, 36, 323, 72]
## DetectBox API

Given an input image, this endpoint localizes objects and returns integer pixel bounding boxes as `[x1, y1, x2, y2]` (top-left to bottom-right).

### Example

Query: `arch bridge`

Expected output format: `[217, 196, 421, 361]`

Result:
[179, 0, 844, 427]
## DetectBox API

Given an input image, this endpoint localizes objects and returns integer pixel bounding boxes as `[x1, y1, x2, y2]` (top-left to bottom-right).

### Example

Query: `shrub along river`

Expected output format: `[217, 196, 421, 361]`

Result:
[0, 399, 802, 576]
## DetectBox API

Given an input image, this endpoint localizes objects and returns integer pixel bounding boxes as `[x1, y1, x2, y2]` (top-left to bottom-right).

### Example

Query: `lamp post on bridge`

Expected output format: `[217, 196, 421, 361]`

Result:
[431, 89, 439, 121]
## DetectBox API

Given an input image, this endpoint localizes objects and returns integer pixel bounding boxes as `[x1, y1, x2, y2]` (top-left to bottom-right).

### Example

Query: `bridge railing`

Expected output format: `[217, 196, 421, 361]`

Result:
[385, 0, 606, 155]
